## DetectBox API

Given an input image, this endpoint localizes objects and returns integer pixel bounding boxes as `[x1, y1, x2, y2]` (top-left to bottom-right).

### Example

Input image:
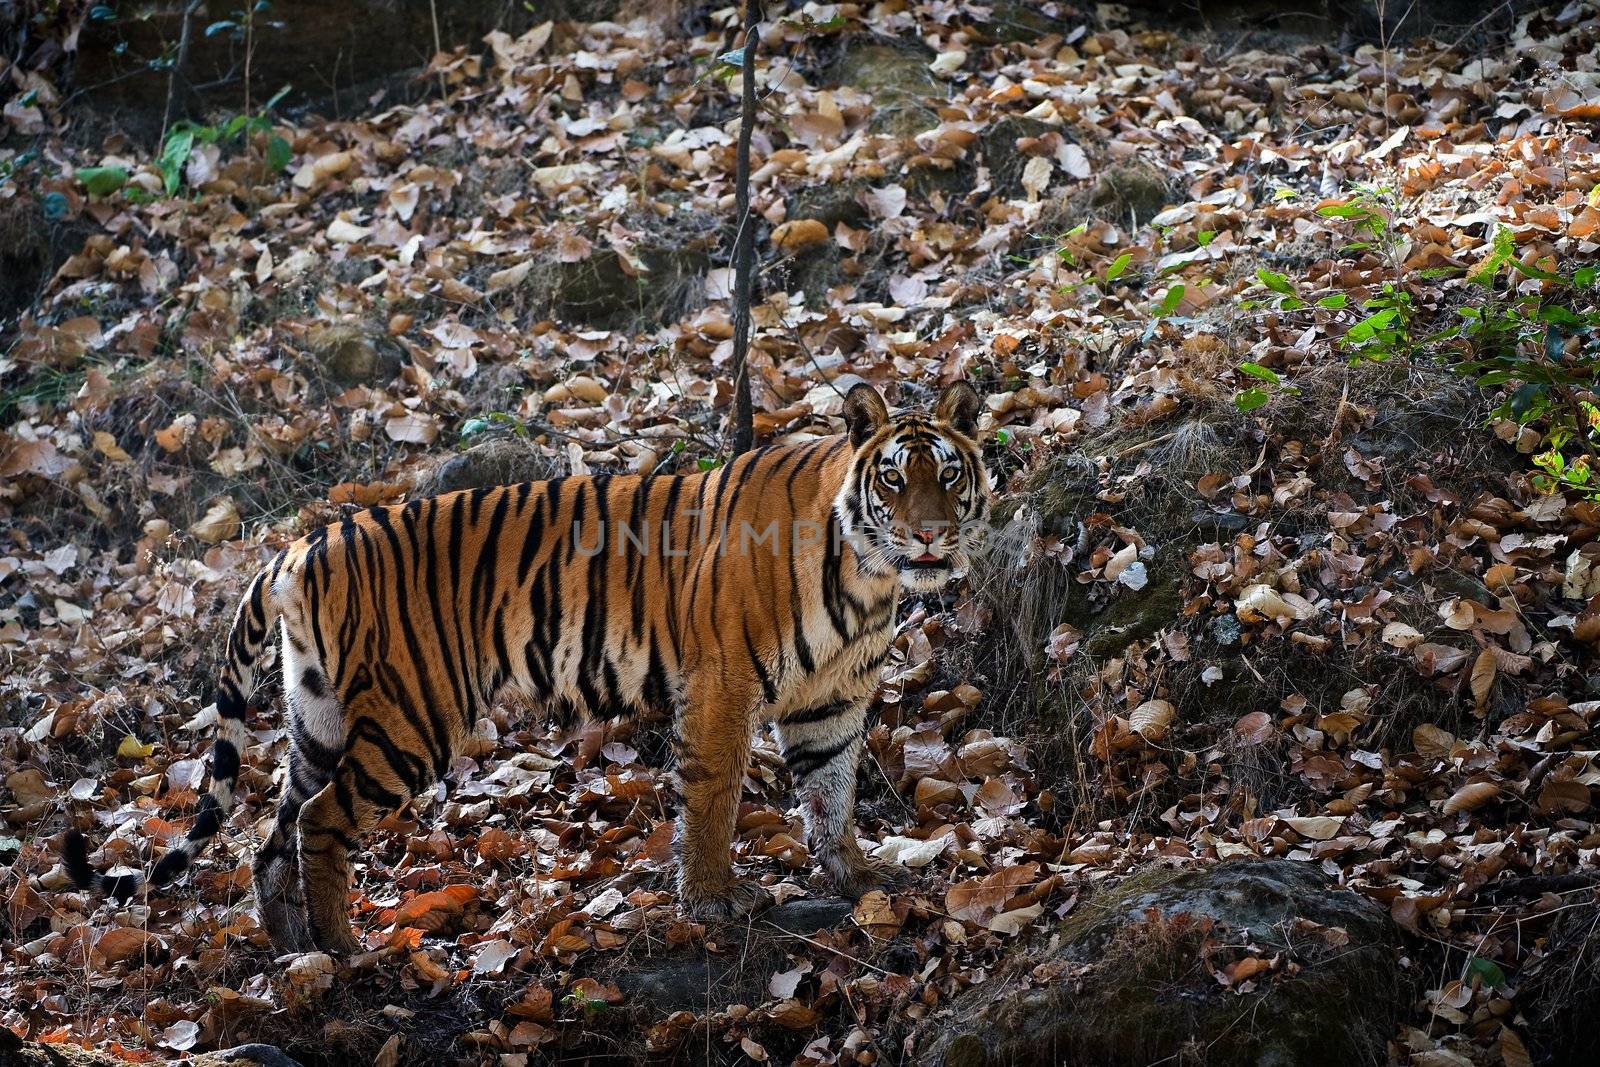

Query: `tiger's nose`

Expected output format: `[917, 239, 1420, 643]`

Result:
[912, 527, 940, 545]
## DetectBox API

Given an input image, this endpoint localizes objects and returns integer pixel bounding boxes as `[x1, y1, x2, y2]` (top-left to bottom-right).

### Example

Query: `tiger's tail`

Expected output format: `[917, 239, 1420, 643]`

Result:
[64, 560, 281, 897]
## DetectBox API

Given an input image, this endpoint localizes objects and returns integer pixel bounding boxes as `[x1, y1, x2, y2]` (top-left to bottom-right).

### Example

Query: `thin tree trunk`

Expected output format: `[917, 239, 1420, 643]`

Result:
[728, 0, 759, 458]
[163, 0, 204, 137]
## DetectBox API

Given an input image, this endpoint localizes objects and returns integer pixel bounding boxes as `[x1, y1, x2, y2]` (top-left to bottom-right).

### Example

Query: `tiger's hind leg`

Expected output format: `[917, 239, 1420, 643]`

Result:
[253, 638, 343, 951]
[297, 711, 432, 955]
[777, 700, 901, 899]
[252, 731, 343, 952]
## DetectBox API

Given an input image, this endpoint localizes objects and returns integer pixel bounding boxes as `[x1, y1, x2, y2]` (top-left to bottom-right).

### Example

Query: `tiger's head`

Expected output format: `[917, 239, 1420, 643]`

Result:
[836, 381, 992, 593]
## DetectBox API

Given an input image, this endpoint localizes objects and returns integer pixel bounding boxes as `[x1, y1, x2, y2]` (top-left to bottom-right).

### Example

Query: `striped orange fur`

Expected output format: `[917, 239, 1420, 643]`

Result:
[64, 381, 990, 953]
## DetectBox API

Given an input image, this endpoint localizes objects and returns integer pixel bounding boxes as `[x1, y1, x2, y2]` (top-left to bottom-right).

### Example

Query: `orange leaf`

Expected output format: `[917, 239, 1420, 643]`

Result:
[1442, 781, 1500, 815]
[96, 927, 162, 963]
[391, 884, 477, 931]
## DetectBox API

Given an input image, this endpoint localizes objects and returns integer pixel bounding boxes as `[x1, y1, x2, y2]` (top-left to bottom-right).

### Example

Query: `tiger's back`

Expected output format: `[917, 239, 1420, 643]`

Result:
[283, 435, 897, 722]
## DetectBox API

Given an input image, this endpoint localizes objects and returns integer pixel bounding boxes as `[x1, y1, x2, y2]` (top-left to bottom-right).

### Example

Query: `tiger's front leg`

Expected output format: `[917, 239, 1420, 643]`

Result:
[778, 700, 902, 898]
[673, 673, 769, 919]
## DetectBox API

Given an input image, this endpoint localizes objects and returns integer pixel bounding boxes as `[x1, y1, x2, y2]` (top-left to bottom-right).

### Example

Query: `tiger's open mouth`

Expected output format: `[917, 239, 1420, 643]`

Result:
[901, 552, 950, 571]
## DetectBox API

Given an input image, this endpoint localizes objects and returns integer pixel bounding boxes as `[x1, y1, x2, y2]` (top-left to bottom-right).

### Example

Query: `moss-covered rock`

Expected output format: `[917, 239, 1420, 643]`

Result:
[521, 242, 711, 332]
[976, 0, 1086, 43]
[412, 436, 564, 498]
[915, 859, 1408, 1067]
[979, 116, 1063, 200]
[306, 322, 403, 387]
[1072, 159, 1177, 228]
[593, 898, 854, 1019]
[0, 1028, 302, 1067]
[832, 39, 946, 136]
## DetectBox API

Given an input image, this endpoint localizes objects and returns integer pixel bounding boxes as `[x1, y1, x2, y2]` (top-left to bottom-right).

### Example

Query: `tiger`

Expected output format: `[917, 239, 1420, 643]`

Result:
[64, 380, 991, 955]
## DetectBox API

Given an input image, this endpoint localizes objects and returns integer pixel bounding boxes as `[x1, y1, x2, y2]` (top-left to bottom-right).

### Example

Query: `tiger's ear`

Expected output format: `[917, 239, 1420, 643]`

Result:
[934, 381, 982, 437]
[843, 382, 890, 447]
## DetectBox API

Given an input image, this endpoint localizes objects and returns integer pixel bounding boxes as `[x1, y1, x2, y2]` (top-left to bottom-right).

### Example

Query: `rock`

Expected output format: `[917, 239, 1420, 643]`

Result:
[199, 1047, 305, 1067]
[915, 859, 1408, 1067]
[1080, 568, 1182, 658]
[967, 0, 1083, 42]
[1074, 160, 1176, 228]
[1513, 894, 1600, 1064]
[0, 194, 96, 326]
[412, 437, 564, 498]
[525, 243, 711, 331]
[307, 323, 402, 387]
[0, 1032, 302, 1067]
[608, 898, 854, 1017]
[832, 39, 946, 136]
[978, 116, 1062, 199]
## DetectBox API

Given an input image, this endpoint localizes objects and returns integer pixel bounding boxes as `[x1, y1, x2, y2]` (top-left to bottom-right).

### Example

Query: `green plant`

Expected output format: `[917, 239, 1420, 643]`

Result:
[151, 85, 292, 197]
[1240, 268, 1347, 314]
[562, 990, 609, 1022]
[1446, 231, 1600, 498]
[1317, 184, 1399, 256]
[459, 412, 530, 441]
[1341, 282, 1416, 362]
[1232, 361, 1300, 413]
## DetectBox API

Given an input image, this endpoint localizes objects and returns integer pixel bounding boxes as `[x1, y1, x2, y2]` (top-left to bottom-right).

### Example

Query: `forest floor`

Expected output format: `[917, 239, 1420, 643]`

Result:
[4, 2, 1600, 1065]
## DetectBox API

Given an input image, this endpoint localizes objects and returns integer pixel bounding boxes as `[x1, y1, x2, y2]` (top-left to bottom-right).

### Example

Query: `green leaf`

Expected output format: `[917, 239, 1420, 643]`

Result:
[266, 134, 292, 173]
[1104, 252, 1133, 282]
[205, 19, 237, 36]
[76, 165, 129, 197]
[1541, 305, 1585, 328]
[1344, 307, 1398, 344]
[1156, 283, 1185, 316]
[1509, 382, 1548, 423]
[1237, 362, 1281, 384]
[1575, 266, 1598, 288]
[40, 191, 69, 221]
[1196, 230, 1216, 247]
[1256, 268, 1294, 295]
[1469, 227, 1515, 286]
[1509, 256, 1561, 283]
[1466, 956, 1506, 989]
[1234, 387, 1270, 413]
[159, 127, 195, 195]
[1316, 293, 1348, 309]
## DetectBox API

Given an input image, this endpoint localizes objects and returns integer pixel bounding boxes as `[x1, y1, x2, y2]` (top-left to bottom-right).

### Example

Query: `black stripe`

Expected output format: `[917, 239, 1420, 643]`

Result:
[784, 701, 850, 726]
[188, 793, 224, 840]
[745, 623, 777, 705]
[149, 849, 190, 886]
[211, 738, 240, 783]
[785, 734, 858, 778]
[292, 720, 343, 772]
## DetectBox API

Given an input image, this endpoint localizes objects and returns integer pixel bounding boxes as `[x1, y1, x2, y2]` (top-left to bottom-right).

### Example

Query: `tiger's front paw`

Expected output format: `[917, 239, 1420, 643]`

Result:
[312, 922, 363, 957]
[827, 853, 906, 900]
[678, 877, 772, 921]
